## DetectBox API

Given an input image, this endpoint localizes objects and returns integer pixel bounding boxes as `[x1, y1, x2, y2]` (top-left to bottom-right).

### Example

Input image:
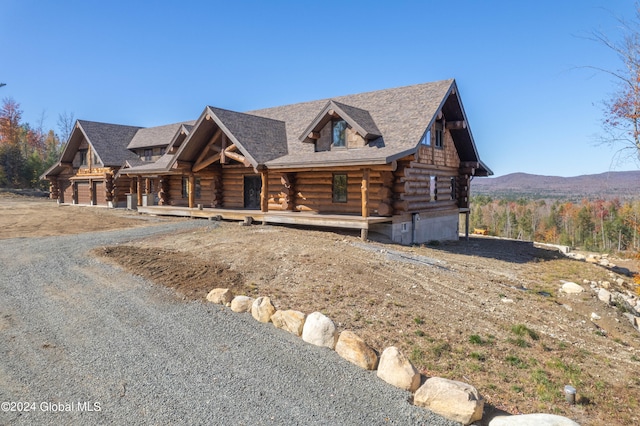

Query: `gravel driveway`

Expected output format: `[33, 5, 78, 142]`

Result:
[0, 221, 458, 425]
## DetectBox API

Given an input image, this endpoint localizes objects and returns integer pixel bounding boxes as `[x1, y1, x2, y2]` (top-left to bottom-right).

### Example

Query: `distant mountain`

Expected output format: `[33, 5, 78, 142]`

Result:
[471, 171, 640, 200]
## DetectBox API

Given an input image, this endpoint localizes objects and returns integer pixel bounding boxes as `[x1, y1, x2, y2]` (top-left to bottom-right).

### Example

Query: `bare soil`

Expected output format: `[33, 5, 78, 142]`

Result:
[4, 194, 640, 426]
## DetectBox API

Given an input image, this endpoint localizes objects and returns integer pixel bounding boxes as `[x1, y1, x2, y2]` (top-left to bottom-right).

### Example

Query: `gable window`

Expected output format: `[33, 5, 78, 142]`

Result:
[332, 119, 347, 147]
[435, 123, 444, 149]
[420, 129, 431, 146]
[332, 174, 348, 203]
[79, 149, 87, 166]
[160, 147, 166, 155]
[144, 149, 152, 161]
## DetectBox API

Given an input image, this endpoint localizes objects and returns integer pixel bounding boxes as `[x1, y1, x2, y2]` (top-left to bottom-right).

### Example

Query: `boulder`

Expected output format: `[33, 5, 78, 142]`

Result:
[335, 331, 379, 370]
[376, 346, 420, 392]
[302, 312, 337, 349]
[560, 282, 584, 294]
[600, 281, 610, 289]
[206, 288, 234, 305]
[414, 377, 483, 425]
[597, 288, 612, 304]
[271, 310, 306, 336]
[586, 256, 599, 264]
[489, 413, 580, 426]
[230, 296, 254, 313]
[251, 296, 276, 323]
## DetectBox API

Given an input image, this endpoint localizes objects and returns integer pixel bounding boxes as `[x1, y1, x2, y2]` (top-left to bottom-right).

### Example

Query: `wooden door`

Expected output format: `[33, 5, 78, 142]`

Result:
[93, 181, 106, 205]
[77, 181, 91, 205]
[243, 175, 261, 209]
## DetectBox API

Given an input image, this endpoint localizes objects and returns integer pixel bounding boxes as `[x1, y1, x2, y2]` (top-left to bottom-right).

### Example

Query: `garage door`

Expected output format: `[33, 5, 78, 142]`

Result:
[60, 179, 73, 204]
[76, 181, 91, 205]
[93, 181, 107, 205]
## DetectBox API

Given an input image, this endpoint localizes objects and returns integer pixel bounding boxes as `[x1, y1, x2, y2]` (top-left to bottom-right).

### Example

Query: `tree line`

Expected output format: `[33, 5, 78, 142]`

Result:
[0, 98, 71, 190]
[469, 195, 640, 252]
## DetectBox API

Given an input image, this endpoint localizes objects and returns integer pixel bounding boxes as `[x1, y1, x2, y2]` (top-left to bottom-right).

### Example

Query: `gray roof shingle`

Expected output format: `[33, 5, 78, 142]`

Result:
[126, 121, 195, 150]
[74, 120, 142, 166]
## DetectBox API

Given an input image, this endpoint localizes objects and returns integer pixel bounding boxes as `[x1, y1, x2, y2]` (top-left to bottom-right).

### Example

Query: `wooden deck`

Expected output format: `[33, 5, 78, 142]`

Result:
[136, 206, 392, 234]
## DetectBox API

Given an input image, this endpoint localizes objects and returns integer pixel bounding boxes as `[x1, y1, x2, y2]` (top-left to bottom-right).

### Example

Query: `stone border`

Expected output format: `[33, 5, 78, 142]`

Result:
[206, 288, 581, 426]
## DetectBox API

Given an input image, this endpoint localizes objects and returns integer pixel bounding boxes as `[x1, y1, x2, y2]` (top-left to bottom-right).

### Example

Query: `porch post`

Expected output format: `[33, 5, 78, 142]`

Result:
[260, 170, 269, 213]
[361, 168, 370, 241]
[361, 168, 369, 218]
[188, 174, 195, 208]
[136, 176, 143, 207]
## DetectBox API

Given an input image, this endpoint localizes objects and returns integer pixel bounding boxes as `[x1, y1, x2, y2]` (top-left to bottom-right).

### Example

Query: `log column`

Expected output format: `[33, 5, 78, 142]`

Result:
[361, 168, 370, 241]
[105, 172, 114, 203]
[260, 170, 269, 213]
[50, 179, 60, 200]
[211, 173, 222, 207]
[280, 173, 295, 211]
[136, 176, 143, 207]
[188, 174, 195, 208]
[158, 176, 168, 206]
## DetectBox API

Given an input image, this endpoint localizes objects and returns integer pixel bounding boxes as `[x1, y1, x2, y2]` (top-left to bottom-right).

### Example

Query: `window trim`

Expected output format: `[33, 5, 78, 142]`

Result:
[332, 173, 348, 203]
[332, 119, 347, 148]
[434, 122, 444, 149]
[79, 149, 88, 166]
[420, 129, 431, 146]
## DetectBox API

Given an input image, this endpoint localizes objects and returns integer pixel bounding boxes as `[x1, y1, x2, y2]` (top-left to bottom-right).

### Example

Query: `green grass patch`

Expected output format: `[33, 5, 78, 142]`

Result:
[470, 351, 486, 361]
[511, 324, 539, 340]
[505, 355, 529, 369]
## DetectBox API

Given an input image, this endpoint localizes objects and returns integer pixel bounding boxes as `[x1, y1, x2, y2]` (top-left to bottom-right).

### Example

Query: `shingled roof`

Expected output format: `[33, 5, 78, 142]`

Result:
[246, 79, 476, 168]
[126, 121, 195, 150]
[55, 120, 142, 167]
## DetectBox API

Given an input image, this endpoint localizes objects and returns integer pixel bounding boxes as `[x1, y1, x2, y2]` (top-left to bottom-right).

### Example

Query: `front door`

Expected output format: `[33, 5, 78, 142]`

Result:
[243, 175, 261, 209]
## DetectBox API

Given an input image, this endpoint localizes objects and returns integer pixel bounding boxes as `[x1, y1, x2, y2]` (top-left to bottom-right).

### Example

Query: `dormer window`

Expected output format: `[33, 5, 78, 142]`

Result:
[332, 119, 347, 147]
[144, 149, 152, 161]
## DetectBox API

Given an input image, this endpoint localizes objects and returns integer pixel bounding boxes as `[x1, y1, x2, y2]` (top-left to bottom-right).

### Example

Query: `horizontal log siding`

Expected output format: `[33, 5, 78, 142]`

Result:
[221, 166, 259, 209]
[294, 170, 383, 215]
[393, 157, 458, 213]
[168, 175, 188, 207]
[267, 173, 285, 211]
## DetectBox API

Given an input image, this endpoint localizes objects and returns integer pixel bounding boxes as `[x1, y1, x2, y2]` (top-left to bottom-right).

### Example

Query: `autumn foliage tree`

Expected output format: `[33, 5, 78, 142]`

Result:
[592, 4, 640, 163]
[0, 97, 63, 189]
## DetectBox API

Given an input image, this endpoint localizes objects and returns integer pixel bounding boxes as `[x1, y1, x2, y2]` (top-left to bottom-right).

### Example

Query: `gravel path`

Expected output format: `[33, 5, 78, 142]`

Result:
[0, 221, 459, 425]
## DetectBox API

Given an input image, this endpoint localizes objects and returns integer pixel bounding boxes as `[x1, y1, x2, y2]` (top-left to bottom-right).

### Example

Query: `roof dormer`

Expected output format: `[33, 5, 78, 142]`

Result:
[299, 100, 381, 152]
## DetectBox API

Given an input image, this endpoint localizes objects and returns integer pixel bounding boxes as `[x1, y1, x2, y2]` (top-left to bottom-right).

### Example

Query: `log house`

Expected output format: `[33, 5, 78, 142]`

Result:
[42, 79, 492, 244]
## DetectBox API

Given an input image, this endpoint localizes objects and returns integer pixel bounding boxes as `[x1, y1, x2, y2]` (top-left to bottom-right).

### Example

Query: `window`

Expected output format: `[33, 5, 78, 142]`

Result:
[429, 175, 437, 202]
[420, 129, 431, 146]
[144, 149, 152, 161]
[181, 177, 201, 199]
[332, 119, 347, 147]
[182, 177, 188, 198]
[435, 123, 443, 148]
[194, 177, 201, 199]
[450, 177, 457, 201]
[79, 149, 87, 166]
[332, 174, 348, 203]
[160, 147, 166, 155]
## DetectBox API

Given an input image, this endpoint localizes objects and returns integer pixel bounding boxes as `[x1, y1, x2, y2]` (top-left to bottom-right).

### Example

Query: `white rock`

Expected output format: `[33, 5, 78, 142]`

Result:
[376, 346, 420, 392]
[206, 288, 234, 304]
[414, 377, 483, 425]
[251, 296, 276, 323]
[560, 282, 584, 294]
[586, 256, 599, 264]
[616, 278, 625, 286]
[335, 331, 379, 370]
[230, 296, 254, 313]
[489, 413, 580, 426]
[501, 298, 514, 303]
[597, 288, 612, 304]
[601, 281, 611, 289]
[271, 310, 306, 336]
[301, 312, 337, 349]
[590, 312, 601, 321]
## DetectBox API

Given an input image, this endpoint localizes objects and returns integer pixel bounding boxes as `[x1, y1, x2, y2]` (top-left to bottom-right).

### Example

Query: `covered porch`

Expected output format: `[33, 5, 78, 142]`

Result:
[136, 205, 392, 239]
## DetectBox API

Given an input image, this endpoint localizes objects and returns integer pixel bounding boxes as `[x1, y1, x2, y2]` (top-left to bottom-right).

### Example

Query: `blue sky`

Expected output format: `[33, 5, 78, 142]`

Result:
[0, 0, 635, 177]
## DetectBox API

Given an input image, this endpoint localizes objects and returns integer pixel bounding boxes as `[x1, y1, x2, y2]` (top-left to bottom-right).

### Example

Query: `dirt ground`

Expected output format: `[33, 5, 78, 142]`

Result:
[3, 193, 640, 425]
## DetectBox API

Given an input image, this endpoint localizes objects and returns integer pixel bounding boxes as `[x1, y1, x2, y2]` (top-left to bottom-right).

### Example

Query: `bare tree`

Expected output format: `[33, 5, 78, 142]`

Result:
[57, 111, 75, 143]
[590, 5, 640, 165]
